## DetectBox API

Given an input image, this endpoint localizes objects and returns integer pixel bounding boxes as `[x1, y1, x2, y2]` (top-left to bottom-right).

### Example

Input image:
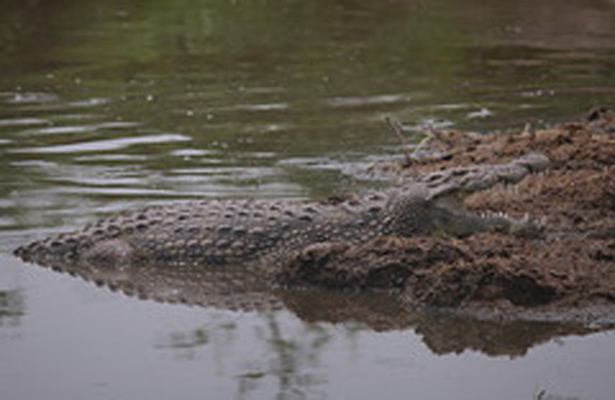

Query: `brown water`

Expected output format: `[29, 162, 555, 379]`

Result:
[1, 0, 615, 399]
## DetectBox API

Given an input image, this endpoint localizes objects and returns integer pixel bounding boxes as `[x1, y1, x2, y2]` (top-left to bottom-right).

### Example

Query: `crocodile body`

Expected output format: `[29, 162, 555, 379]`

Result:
[14, 153, 549, 271]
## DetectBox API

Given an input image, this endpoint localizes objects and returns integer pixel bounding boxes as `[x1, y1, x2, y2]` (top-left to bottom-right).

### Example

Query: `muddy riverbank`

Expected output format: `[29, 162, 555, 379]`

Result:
[283, 108, 615, 323]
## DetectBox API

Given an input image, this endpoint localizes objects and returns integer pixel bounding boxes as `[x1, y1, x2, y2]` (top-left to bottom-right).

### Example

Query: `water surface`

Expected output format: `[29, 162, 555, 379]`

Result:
[1, 0, 615, 399]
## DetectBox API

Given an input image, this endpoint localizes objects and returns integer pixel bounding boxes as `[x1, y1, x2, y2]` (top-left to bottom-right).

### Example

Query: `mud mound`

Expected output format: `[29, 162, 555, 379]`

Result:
[284, 108, 615, 322]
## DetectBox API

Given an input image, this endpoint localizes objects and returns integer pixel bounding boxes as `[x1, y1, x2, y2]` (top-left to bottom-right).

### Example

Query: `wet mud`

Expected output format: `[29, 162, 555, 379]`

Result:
[282, 107, 615, 324]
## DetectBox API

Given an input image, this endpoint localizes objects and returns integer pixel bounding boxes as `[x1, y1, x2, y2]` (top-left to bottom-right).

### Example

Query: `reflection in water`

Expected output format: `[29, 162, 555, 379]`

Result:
[0, 289, 24, 327]
[157, 310, 332, 398]
[535, 392, 583, 400]
[30, 256, 611, 358]
[236, 313, 329, 399]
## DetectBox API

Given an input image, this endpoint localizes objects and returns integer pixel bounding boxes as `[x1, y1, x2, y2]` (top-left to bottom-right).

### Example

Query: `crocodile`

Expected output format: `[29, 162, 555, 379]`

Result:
[14, 153, 549, 273]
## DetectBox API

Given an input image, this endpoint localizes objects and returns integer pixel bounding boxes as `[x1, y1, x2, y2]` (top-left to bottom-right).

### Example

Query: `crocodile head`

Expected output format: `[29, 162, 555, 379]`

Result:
[385, 153, 550, 238]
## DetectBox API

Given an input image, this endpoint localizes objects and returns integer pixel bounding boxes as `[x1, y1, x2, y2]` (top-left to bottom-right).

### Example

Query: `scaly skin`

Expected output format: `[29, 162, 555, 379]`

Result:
[14, 153, 549, 271]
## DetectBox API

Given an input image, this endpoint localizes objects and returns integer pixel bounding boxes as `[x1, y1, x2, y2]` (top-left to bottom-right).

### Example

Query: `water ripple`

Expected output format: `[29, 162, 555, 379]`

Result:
[12, 133, 191, 154]
[0, 91, 59, 104]
[74, 154, 150, 162]
[26, 125, 97, 136]
[169, 149, 222, 157]
[326, 94, 410, 108]
[20, 121, 143, 137]
[66, 97, 112, 108]
[0, 118, 49, 128]
[57, 186, 171, 196]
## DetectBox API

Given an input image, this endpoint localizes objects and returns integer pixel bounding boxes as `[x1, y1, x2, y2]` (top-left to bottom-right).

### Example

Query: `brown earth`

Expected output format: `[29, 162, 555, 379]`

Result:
[282, 107, 615, 323]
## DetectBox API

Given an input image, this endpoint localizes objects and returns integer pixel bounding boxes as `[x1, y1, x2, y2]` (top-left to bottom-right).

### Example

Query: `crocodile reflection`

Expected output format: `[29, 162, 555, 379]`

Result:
[38, 258, 608, 357]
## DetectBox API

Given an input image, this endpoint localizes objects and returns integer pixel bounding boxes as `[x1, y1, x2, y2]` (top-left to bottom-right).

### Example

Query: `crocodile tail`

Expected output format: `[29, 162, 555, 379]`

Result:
[13, 235, 80, 267]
